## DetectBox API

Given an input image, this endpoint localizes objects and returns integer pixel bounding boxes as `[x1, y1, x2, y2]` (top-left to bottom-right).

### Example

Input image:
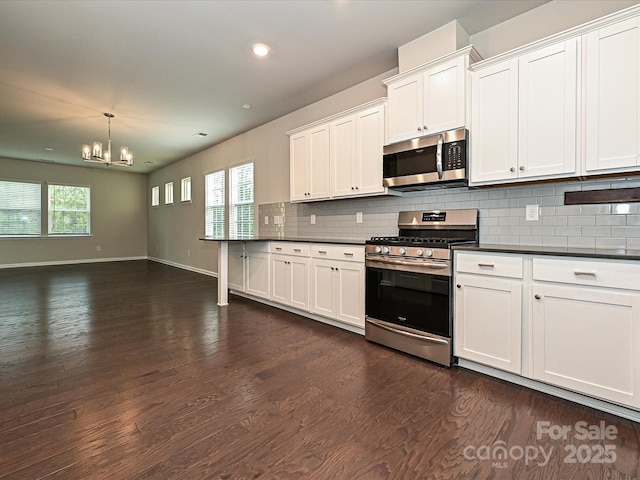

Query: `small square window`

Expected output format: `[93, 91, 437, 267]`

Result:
[151, 186, 160, 207]
[181, 177, 192, 202]
[164, 182, 174, 205]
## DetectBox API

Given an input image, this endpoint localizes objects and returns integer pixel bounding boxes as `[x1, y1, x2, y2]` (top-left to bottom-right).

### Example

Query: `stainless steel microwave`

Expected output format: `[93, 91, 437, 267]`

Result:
[383, 128, 468, 191]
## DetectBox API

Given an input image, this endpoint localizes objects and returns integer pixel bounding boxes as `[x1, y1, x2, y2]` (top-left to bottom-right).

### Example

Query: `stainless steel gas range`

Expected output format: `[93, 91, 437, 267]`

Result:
[364, 209, 479, 366]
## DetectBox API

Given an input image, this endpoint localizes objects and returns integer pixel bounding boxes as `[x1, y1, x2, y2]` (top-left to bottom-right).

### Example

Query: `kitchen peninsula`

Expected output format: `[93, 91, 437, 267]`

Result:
[200, 236, 367, 333]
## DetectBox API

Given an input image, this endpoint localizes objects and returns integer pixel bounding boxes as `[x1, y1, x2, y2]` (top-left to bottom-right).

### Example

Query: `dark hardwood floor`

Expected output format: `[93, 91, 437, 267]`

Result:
[1, 260, 639, 479]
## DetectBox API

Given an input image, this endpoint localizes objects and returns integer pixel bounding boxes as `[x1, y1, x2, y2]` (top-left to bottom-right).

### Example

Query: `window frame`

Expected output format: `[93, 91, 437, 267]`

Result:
[151, 185, 160, 207]
[180, 177, 192, 203]
[47, 183, 91, 236]
[204, 170, 225, 238]
[0, 179, 42, 237]
[164, 182, 174, 205]
[229, 162, 254, 238]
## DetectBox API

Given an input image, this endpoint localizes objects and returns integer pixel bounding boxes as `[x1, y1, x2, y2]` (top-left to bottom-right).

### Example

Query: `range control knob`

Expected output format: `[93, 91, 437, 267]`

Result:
[399, 247, 407, 255]
[382, 247, 390, 254]
[416, 249, 424, 256]
[426, 249, 434, 257]
[374, 246, 382, 253]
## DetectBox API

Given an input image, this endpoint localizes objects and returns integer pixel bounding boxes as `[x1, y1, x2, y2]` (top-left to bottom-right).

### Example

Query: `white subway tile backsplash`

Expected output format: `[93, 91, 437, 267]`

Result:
[258, 177, 640, 249]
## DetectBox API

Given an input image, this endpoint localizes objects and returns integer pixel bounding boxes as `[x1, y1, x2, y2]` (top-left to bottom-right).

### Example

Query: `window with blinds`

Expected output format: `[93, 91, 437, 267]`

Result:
[48, 184, 90, 235]
[205, 170, 225, 238]
[0, 180, 41, 236]
[229, 162, 254, 238]
[151, 186, 160, 206]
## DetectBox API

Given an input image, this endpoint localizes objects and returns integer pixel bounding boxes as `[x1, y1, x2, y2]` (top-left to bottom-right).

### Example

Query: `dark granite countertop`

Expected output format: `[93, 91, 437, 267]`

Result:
[453, 243, 640, 261]
[200, 236, 367, 246]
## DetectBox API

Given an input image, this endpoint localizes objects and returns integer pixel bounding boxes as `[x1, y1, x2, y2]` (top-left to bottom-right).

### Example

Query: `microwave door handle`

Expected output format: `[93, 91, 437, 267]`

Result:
[436, 134, 444, 179]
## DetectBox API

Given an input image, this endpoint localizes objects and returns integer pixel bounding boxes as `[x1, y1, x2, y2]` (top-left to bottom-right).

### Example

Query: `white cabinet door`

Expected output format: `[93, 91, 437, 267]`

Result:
[330, 115, 357, 198]
[454, 274, 522, 374]
[335, 260, 364, 327]
[518, 39, 578, 179]
[308, 124, 330, 200]
[424, 56, 465, 135]
[470, 59, 519, 184]
[289, 125, 330, 202]
[585, 17, 640, 173]
[289, 132, 308, 202]
[289, 257, 310, 311]
[386, 73, 423, 144]
[531, 283, 640, 408]
[310, 260, 337, 318]
[228, 244, 245, 292]
[355, 104, 385, 196]
[245, 251, 270, 299]
[270, 255, 289, 305]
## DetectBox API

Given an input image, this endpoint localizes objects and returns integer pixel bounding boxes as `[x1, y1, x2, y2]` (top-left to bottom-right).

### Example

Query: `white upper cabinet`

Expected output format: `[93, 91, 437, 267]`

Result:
[584, 17, 640, 174]
[289, 99, 392, 203]
[384, 47, 479, 145]
[470, 38, 579, 185]
[290, 124, 330, 202]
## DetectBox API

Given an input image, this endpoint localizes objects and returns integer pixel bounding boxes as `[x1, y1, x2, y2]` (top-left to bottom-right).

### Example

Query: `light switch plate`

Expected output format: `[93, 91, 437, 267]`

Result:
[356, 212, 363, 223]
[310, 214, 316, 225]
[525, 205, 539, 221]
[264, 216, 269, 225]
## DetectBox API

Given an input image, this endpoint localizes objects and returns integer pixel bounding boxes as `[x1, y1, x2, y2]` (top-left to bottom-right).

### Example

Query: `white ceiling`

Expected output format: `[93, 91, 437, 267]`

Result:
[0, 0, 549, 174]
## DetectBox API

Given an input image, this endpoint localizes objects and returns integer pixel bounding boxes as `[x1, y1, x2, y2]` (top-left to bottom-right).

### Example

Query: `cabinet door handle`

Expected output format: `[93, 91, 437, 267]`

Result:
[343, 252, 354, 256]
[477, 263, 495, 268]
[534, 294, 541, 300]
[275, 247, 282, 251]
[417, 126, 422, 131]
[318, 250, 327, 254]
[574, 271, 596, 277]
[519, 165, 525, 171]
[294, 248, 301, 252]
[456, 284, 461, 288]
[509, 167, 515, 172]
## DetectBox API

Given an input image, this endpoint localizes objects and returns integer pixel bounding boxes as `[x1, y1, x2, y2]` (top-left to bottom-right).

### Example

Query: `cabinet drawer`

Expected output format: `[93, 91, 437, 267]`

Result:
[532, 256, 640, 291]
[455, 252, 523, 278]
[271, 242, 310, 257]
[312, 244, 364, 262]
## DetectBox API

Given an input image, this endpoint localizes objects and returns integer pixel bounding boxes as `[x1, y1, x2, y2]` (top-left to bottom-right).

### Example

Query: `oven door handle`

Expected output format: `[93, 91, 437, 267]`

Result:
[366, 257, 448, 269]
[366, 318, 449, 345]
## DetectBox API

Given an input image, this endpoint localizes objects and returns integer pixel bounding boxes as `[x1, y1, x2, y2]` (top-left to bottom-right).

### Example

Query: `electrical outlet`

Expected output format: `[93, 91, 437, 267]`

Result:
[264, 216, 269, 225]
[311, 214, 316, 225]
[525, 205, 539, 221]
[187, 249, 191, 256]
[96, 245, 101, 251]
[356, 212, 363, 224]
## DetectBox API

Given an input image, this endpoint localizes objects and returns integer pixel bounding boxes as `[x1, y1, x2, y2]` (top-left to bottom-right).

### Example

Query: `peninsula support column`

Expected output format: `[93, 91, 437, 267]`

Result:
[217, 240, 229, 306]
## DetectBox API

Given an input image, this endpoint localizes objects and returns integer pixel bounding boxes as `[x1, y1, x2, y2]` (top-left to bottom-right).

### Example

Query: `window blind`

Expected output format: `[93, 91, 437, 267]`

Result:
[229, 162, 254, 238]
[0, 180, 41, 236]
[205, 170, 225, 238]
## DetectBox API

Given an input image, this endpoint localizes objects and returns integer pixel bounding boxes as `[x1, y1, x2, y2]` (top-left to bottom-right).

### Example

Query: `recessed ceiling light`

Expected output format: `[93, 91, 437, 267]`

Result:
[242, 104, 251, 109]
[251, 43, 270, 57]
[43, 147, 54, 151]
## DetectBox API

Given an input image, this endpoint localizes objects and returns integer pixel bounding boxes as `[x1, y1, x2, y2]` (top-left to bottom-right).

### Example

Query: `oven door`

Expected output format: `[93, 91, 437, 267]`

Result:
[365, 264, 451, 336]
[365, 262, 453, 366]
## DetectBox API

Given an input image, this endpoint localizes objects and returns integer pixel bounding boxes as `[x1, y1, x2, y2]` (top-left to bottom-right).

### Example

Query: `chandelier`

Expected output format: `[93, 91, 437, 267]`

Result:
[81, 113, 133, 167]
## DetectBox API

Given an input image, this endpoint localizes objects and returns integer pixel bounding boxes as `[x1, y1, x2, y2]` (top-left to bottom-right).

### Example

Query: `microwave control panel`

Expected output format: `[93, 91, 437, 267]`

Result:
[445, 142, 466, 170]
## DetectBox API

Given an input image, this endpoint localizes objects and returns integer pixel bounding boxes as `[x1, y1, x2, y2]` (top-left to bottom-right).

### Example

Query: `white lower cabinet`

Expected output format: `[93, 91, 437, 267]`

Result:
[454, 250, 640, 411]
[228, 243, 245, 292]
[270, 254, 310, 311]
[310, 244, 365, 328]
[244, 246, 270, 299]
[454, 252, 523, 374]
[531, 257, 640, 408]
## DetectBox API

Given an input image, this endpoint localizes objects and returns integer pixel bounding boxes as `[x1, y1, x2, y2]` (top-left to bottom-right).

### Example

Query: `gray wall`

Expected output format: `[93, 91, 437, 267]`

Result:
[0, 157, 147, 266]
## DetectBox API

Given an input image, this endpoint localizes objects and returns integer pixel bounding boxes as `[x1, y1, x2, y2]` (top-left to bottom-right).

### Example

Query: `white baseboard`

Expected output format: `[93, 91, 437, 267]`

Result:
[147, 256, 217, 277]
[0, 256, 147, 269]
